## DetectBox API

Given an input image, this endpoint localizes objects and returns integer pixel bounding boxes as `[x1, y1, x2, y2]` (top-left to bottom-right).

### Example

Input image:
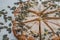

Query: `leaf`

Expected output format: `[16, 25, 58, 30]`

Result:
[9, 23, 12, 26]
[44, 29, 48, 32]
[42, 1, 48, 4]
[10, 6, 16, 10]
[14, 2, 19, 5]
[4, 26, 8, 29]
[3, 15, 7, 22]
[51, 0, 60, 2]
[32, 0, 35, 1]
[52, 4, 57, 8]
[49, 34, 53, 38]
[19, 0, 22, 2]
[1, 9, 5, 11]
[5, 11, 8, 14]
[48, 32, 52, 34]
[0, 11, 7, 15]
[44, 33, 46, 36]
[3, 34, 7, 38]
[33, 34, 39, 37]
[0, 22, 4, 25]
[56, 31, 60, 36]
[7, 16, 12, 20]
[0, 11, 4, 14]
[58, 28, 60, 30]
[7, 28, 11, 34]
[12, 11, 15, 14]
[16, 14, 24, 22]
[3, 34, 9, 40]
[0, 27, 3, 29]
[7, 6, 11, 8]
[50, 7, 53, 9]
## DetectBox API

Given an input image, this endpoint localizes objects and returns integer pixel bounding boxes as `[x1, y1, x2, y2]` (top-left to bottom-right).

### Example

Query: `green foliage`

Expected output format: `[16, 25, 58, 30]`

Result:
[15, 14, 24, 22]
[9, 23, 12, 26]
[10, 6, 16, 10]
[4, 26, 8, 29]
[0, 11, 4, 14]
[3, 14, 7, 22]
[42, 1, 48, 4]
[7, 28, 11, 34]
[44, 33, 47, 36]
[32, 0, 35, 1]
[0, 27, 3, 29]
[14, 2, 19, 5]
[51, 0, 60, 2]
[0, 26, 8, 29]
[0, 22, 4, 25]
[0, 26, 8, 32]
[44, 29, 48, 32]
[56, 31, 60, 36]
[33, 34, 39, 38]
[3, 34, 9, 40]
[1, 9, 5, 11]
[3, 34, 7, 38]
[19, 0, 22, 2]
[7, 16, 12, 21]
[57, 28, 60, 30]
[7, 6, 11, 8]
[48, 32, 52, 34]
